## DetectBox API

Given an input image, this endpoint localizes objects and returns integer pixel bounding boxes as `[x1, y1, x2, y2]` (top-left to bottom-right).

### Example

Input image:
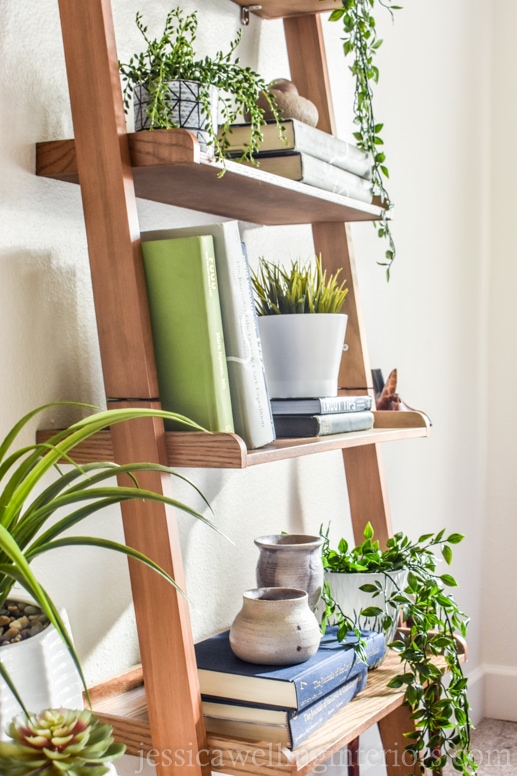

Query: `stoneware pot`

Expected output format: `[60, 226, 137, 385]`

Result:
[255, 534, 324, 612]
[229, 587, 320, 665]
[0, 600, 83, 738]
[323, 570, 407, 668]
[133, 80, 219, 154]
[258, 314, 348, 398]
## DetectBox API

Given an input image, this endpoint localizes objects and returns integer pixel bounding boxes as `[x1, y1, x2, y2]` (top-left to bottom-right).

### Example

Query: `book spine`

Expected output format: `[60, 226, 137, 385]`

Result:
[216, 233, 275, 448]
[142, 236, 234, 433]
[294, 120, 372, 179]
[317, 410, 374, 436]
[289, 668, 367, 748]
[293, 633, 382, 709]
[317, 396, 372, 413]
[300, 155, 373, 203]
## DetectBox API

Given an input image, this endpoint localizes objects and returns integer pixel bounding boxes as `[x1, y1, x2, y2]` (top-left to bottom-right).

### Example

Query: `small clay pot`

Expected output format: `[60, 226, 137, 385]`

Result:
[255, 534, 324, 611]
[229, 587, 320, 665]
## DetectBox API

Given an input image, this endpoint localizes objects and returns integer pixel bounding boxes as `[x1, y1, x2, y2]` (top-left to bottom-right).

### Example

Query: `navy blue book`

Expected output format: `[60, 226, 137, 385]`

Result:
[195, 627, 384, 710]
[202, 664, 368, 748]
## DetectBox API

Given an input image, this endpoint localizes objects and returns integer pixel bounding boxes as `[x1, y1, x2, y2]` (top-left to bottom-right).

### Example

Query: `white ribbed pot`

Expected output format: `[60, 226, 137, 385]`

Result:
[0, 602, 83, 737]
[258, 314, 348, 399]
[133, 80, 219, 154]
[324, 570, 407, 668]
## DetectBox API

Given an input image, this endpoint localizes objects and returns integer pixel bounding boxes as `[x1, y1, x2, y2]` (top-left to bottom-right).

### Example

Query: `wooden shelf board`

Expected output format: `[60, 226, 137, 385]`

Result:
[36, 129, 383, 226]
[229, 1, 340, 20]
[36, 412, 430, 470]
[89, 647, 463, 771]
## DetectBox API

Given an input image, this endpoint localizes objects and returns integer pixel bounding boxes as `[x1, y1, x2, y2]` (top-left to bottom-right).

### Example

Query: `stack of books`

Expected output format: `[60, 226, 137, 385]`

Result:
[195, 627, 385, 748]
[270, 395, 375, 438]
[141, 222, 276, 450]
[223, 119, 373, 202]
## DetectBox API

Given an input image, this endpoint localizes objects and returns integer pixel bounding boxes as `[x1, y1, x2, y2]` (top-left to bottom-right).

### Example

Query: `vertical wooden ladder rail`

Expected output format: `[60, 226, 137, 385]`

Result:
[56, 1, 207, 774]
[284, 14, 404, 775]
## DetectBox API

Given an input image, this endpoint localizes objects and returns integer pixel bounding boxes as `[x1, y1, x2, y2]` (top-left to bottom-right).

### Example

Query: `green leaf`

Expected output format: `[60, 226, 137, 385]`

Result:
[442, 544, 453, 565]
[447, 533, 464, 544]
[440, 573, 458, 587]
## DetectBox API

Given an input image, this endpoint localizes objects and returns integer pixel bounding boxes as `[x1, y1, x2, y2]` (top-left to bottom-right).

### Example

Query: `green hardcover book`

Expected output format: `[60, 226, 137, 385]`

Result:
[141, 235, 234, 432]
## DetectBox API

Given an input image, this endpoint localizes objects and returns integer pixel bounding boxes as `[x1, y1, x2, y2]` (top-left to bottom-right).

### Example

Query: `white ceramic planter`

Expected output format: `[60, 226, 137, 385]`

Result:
[0, 605, 83, 736]
[258, 313, 348, 398]
[324, 570, 407, 668]
[133, 80, 218, 154]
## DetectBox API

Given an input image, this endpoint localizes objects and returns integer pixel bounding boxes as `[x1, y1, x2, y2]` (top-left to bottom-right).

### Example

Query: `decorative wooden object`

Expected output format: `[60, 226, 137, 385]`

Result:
[40, 3, 433, 775]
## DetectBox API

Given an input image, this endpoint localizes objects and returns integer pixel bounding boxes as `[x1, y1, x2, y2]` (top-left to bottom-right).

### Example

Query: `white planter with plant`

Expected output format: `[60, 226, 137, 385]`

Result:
[251, 256, 348, 399]
[0, 402, 214, 720]
[119, 8, 283, 162]
[0, 707, 124, 775]
[319, 522, 477, 774]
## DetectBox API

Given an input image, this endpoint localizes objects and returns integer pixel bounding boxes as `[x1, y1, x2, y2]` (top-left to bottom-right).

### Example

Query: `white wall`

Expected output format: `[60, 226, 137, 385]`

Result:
[0, 0, 512, 752]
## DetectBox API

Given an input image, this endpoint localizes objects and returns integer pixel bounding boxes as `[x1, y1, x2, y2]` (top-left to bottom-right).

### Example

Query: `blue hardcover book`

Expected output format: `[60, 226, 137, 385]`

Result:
[202, 664, 368, 748]
[195, 627, 384, 710]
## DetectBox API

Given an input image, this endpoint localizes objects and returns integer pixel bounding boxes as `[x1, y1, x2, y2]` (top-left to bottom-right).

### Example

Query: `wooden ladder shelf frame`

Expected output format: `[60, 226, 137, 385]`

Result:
[52, 2, 420, 774]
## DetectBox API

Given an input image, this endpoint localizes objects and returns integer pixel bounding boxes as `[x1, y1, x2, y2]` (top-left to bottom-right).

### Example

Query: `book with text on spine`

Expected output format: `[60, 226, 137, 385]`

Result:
[270, 395, 373, 415]
[141, 235, 234, 433]
[223, 119, 372, 180]
[273, 410, 375, 438]
[202, 666, 367, 748]
[195, 627, 385, 710]
[242, 152, 373, 203]
[142, 223, 275, 449]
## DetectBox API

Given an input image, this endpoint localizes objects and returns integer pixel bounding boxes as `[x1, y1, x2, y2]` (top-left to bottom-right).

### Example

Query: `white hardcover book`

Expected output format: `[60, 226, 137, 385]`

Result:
[141, 222, 276, 449]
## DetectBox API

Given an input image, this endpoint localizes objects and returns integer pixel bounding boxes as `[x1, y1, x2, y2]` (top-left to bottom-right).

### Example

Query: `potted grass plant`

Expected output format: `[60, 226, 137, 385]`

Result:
[0, 402, 215, 729]
[320, 522, 477, 774]
[251, 255, 348, 399]
[0, 706, 124, 776]
[119, 7, 283, 162]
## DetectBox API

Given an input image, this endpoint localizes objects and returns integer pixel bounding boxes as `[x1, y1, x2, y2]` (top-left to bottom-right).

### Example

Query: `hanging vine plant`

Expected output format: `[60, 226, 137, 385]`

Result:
[328, 0, 402, 279]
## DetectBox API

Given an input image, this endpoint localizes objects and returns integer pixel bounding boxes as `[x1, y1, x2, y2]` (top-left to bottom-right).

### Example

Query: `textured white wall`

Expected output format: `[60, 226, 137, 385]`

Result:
[0, 0, 506, 742]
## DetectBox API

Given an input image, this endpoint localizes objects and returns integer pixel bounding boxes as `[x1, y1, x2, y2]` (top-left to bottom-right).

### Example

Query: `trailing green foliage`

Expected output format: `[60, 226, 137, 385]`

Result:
[251, 255, 348, 315]
[329, 0, 402, 279]
[320, 523, 477, 774]
[119, 7, 283, 165]
[0, 707, 124, 775]
[0, 402, 217, 705]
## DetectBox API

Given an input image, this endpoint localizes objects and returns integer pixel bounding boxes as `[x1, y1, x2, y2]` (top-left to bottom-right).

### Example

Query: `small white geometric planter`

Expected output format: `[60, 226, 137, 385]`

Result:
[258, 313, 348, 399]
[0, 606, 83, 738]
[133, 80, 219, 154]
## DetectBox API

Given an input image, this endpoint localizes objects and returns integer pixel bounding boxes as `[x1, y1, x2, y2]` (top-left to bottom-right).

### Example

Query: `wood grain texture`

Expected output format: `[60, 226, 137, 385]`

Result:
[230, 0, 340, 20]
[284, 14, 336, 135]
[36, 413, 429, 469]
[36, 131, 383, 226]
[342, 445, 393, 547]
[57, 0, 158, 400]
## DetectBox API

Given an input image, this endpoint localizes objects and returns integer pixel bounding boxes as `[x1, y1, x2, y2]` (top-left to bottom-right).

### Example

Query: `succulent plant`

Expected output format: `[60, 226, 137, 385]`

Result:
[0, 707, 125, 775]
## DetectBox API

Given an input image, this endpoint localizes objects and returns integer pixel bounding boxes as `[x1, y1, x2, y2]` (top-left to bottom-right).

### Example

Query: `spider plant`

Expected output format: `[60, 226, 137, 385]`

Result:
[0, 402, 216, 700]
[251, 255, 348, 315]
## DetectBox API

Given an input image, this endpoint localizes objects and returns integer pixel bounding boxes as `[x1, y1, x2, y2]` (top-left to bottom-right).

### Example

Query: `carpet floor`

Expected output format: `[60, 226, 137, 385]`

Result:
[443, 718, 517, 774]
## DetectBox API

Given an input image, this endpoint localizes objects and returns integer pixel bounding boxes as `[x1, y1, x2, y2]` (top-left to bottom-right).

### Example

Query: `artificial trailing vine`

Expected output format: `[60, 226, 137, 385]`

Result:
[329, 0, 402, 279]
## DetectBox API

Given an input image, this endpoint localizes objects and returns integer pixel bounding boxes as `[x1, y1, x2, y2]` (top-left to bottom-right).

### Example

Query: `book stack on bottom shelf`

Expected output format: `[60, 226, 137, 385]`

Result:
[195, 627, 385, 749]
[270, 395, 375, 438]
[224, 119, 373, 202]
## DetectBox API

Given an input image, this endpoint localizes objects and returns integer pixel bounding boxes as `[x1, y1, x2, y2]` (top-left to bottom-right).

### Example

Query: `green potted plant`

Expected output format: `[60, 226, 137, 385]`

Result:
[119, 7, 283, 162]
[0, 402, 215, 728]
[0, 706, 124, 775]
[320, 522, 477, 774]
[251, 255, 348, 399]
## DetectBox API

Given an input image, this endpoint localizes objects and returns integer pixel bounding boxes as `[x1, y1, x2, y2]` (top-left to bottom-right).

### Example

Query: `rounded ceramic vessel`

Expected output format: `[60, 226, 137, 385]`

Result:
[255, 534, 324, 612]
[258, 313, 348, 398]
[229, 587, 320, 666]
[324, 570, 407, 668]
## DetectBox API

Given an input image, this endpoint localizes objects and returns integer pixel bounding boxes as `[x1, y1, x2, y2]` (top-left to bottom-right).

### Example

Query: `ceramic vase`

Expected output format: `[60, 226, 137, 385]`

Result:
[255, 534, 324, 612]
[324, 570, 407, 668]
[257, 313, 348, 398]
[133, 80, 219, 154]
[229, 587, 320, 665]
[0, 601, 83, 738]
